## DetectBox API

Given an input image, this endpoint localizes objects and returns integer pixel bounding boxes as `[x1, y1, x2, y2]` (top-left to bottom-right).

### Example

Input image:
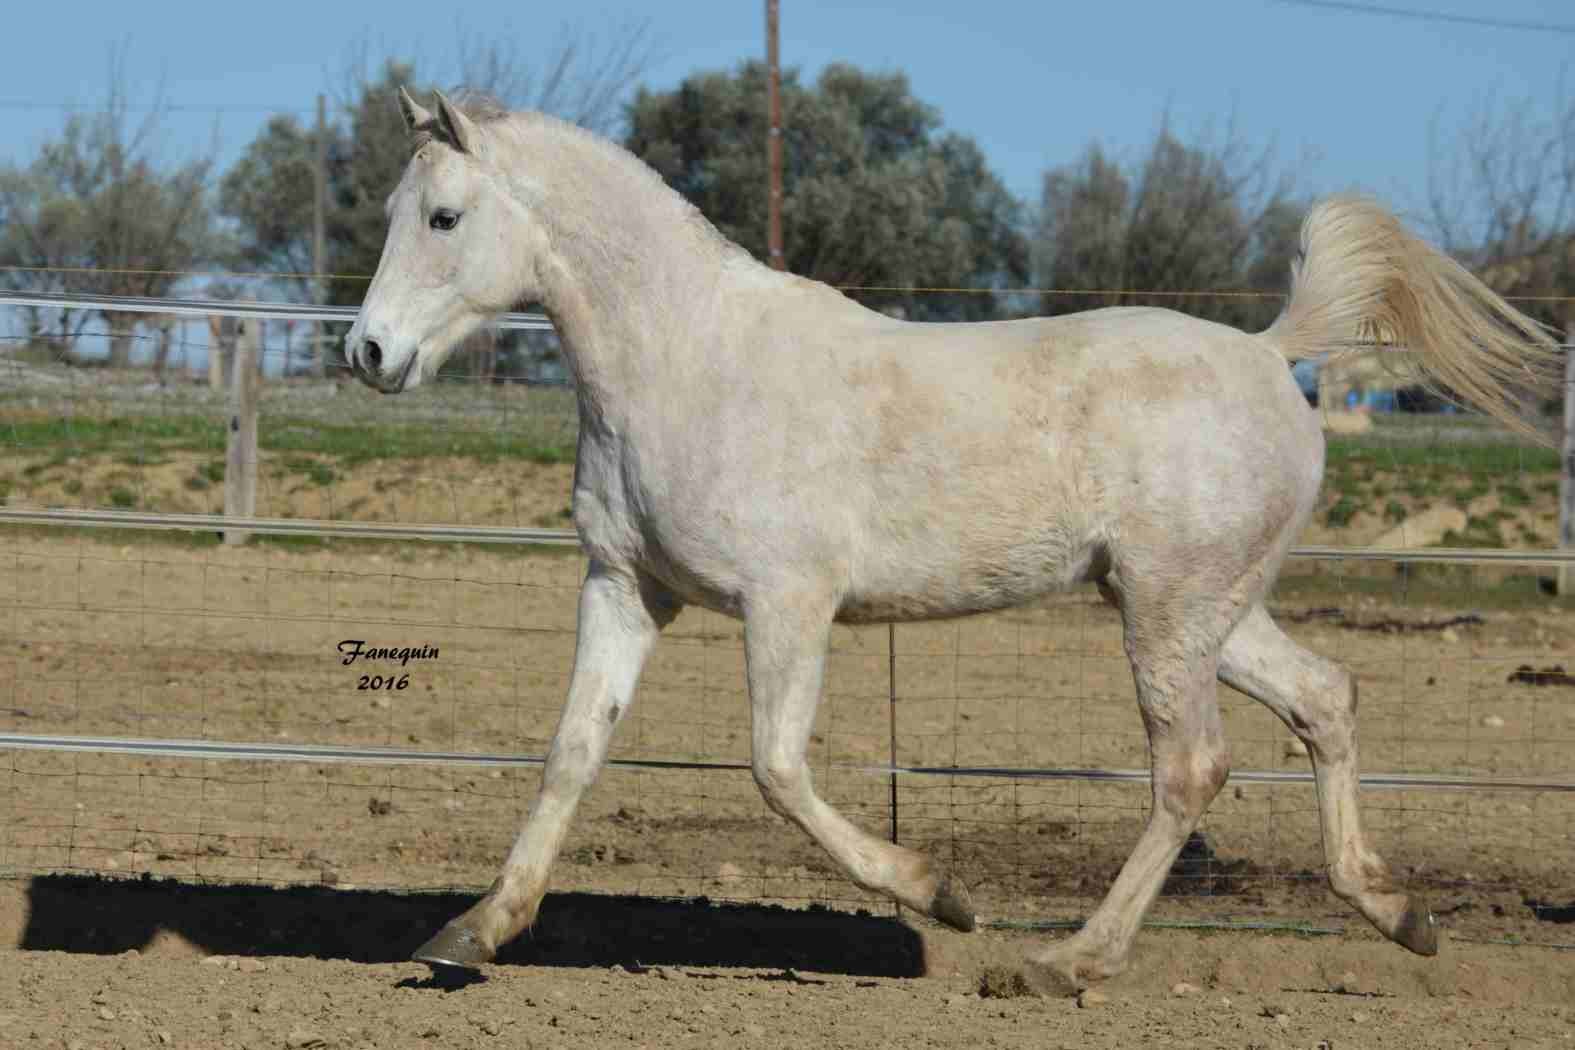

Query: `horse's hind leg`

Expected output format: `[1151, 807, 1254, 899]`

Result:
[743, 587, 975, 931]
[1219, 604, 1436, 955]
[1026, 587, 1233, 994]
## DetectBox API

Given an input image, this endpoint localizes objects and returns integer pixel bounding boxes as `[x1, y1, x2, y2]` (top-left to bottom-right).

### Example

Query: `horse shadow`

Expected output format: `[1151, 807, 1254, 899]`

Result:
[13, 873, 926, 978]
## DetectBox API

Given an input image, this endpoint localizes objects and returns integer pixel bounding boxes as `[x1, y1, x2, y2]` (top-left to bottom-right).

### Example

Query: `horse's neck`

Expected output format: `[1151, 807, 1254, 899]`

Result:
[526, 145, 747, 422]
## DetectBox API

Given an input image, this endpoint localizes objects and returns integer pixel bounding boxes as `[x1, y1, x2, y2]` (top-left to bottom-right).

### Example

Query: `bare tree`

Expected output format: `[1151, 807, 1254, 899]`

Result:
[1427, 86, 1575, 337]
[454, 18, 656, 135]
[0, 45, 219, 366]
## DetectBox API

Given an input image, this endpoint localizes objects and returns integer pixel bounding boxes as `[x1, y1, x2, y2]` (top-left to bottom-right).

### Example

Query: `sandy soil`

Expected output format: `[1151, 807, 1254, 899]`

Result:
[2, 440, 1574, 1047]
[1, 882, 1572, 1050]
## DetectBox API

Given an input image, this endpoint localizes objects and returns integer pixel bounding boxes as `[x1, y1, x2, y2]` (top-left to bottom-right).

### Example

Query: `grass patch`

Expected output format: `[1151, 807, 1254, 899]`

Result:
[281, 456, 336, 487]
[108, 486, 137, 509]
[1274, 568, 1558, 612]
[1324, 496, 1359, 528]
[62, 479, 82, 496]
[0, 411, 576, 467]
[1326, 435, 1559, 475]
[1498, 482, 1532, 507]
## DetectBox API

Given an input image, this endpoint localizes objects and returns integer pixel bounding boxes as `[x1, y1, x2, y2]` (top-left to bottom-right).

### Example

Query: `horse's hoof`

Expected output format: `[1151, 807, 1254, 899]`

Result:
[930, 875, 976, 932]
[1392, 897, 1438, 957]
[412, 923, 494, 971]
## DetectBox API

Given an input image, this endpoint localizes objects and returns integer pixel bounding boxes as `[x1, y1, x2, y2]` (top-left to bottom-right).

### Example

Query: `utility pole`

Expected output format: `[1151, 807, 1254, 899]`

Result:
[766, 0, 785, 271]
[313, 92, 328, 377]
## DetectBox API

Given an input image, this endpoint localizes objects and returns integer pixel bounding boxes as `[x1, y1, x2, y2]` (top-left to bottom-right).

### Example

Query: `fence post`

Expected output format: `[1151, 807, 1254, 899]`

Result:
[1560, 338, 1574, 596]
[224, 317, 260, 546]
[888, 621, 900, 918]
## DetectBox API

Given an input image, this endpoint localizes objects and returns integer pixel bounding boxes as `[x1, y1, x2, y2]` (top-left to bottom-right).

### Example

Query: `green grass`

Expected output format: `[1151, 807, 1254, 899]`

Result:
[1274, 567, 1563, 612]
[1325, 435, 1560, 475]
[0, 411, 577, 467]
[108, 486, 137, 509]
[1497, 482, 1532, 507]
[281, 456, 337, 487]
[1324, 496, 1359, 528]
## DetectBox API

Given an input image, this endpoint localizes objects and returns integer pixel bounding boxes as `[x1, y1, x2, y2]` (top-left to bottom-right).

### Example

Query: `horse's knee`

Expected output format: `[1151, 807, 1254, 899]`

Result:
[1157, 741, 1230, 827]
[752, 756, 808, 816]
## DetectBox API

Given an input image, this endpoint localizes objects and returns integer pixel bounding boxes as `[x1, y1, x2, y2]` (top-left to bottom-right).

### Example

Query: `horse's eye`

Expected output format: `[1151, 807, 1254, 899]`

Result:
[430, 209, 460, 232]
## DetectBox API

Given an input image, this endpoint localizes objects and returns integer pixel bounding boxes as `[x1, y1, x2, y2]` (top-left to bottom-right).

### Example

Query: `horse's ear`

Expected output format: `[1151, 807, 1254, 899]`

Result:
[432, 90, 478, 154]
[397, 86, 433, 134]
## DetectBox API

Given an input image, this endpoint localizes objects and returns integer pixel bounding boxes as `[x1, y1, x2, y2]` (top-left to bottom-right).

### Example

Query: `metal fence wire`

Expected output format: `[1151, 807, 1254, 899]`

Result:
[1, 293, 1572, 951]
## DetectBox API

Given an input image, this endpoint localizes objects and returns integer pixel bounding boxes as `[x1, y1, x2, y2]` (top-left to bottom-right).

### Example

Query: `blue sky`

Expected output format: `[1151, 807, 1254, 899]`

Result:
[3, 0, 1572, 230]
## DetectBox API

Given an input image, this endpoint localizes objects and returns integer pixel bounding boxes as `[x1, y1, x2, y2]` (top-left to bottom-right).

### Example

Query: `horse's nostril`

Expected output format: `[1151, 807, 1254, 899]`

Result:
[364, 340, 383, 372]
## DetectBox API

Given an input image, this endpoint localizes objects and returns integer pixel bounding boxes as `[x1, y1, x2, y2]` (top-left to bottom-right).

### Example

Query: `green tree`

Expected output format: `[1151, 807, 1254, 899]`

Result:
[626, 61, 1028, 321]
[1033, 120, 1301, 330]
[221, 24, 655, 307]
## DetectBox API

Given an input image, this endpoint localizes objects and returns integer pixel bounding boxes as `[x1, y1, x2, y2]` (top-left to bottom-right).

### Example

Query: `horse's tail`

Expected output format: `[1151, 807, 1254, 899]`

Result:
[1262, 194, 1563, 445]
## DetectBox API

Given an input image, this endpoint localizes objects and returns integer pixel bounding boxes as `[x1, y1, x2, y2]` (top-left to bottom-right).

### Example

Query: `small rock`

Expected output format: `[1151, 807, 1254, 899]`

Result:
[201, 955, 228, 967]
[1441, 627, 1460, 645]
[1352, 1010, 1371, 1023]
[238, 958, 268, 973]
[1077, 989, 1109, 1008]
[1276, 1014, 1291, 1029]
[286, 1029, 329, 1049]
[1284, 738, 1309, 758]
[716, 861, 745, 885]
[1171, 981, 1201, 997]
[97, 1006, 116, 1021]
[156, 1031, 172, 1045]
[1333, 970, 1360, 993]
[1480, 714, 1505, 729]
[478, 1019, 501, 1036]
[227, 958, 241, 970]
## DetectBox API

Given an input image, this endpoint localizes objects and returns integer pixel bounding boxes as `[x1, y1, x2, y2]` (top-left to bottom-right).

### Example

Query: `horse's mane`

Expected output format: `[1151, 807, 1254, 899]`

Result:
[423, 92, 746, 260]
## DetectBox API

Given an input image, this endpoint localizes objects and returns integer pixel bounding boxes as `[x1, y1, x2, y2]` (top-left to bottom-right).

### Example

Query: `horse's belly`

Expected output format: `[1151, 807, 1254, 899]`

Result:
[835, 533, 1105, 624]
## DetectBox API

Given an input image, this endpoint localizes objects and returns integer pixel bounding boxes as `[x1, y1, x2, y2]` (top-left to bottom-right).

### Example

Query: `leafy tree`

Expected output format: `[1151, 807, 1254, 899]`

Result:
[626, 61, 1028, 321]
[1032, 120, 1301, 330]
[220, 24, 655, 376]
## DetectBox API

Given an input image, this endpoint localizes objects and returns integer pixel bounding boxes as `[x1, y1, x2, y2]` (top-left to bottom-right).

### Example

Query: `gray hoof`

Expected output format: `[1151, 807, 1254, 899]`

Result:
[412, 923, 494, 971]
[930, 875, 976, 933]
[1392, 897, 1438, 957]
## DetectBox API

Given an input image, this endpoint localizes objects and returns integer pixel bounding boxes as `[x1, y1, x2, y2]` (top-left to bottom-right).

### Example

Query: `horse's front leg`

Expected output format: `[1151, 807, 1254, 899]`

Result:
[413, 560, 678, 969]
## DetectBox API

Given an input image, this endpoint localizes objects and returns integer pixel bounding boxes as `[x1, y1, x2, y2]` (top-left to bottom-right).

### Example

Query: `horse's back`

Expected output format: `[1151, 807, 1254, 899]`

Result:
[818, 306, 1326, 620]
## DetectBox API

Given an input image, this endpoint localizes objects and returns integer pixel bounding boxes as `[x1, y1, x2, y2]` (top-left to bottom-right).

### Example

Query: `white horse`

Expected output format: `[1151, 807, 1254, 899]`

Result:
[346, 89, 1561, 992]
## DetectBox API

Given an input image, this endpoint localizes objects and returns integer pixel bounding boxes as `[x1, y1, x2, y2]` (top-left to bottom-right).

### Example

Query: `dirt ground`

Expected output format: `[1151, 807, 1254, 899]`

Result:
[1, 879, 1573, 1050]
[3, 432, 1575, 1046]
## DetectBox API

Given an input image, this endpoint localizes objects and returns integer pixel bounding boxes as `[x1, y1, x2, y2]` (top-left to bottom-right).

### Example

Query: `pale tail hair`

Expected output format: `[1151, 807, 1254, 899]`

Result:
[1263, 195, 1564, 445]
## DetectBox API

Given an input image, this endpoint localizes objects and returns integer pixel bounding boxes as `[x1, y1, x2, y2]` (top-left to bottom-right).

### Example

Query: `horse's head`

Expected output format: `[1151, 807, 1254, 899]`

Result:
[346, 89, 541, 393]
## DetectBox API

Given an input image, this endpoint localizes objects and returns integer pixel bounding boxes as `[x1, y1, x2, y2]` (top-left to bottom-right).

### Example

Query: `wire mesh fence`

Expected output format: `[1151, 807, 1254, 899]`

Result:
[1, 297, 1572, 950]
